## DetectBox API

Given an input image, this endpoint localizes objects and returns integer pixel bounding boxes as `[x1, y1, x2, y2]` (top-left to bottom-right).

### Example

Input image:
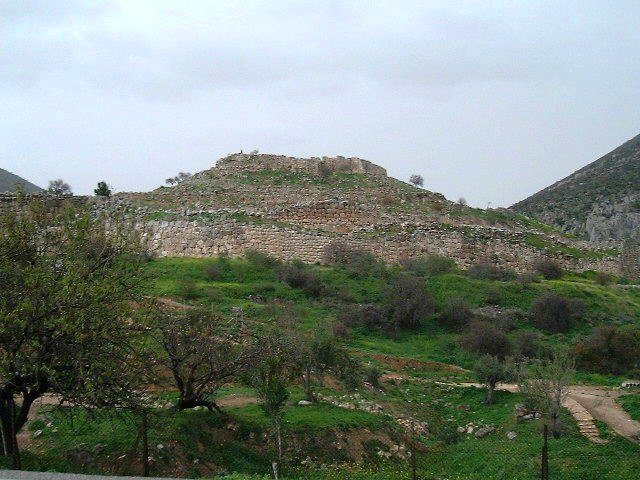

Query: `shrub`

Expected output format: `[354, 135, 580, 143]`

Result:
[433, 420, 461, 445]
[409, 174, 424, 187]
[576, 325, 640, 375]
[331, 321, 350, 339]
[531, 294, 585, 333]
[595, 271, 613, 286]
[459, 320, 511, 359]
[399, 254, 455, 276]
[483, 286, 503, 305]
[338, 304, 388, 332]
[467, 262, 517, 281]
[512, 330, 551, 360]
[384, 273, 435, 332]
[364, 365, 382, 388]
[323, 241, 383, 277]
[533, 259, 563, 280]
[277, 260, 324, 297]
[178, 277, 199, 299]
[244, 249, 280, 270]
[439, 297, 473, 330]
[204, 263, 225, 281]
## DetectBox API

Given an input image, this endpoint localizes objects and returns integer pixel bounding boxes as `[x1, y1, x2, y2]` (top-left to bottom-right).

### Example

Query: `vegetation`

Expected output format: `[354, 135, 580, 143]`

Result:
[46, 178, 72, 195]
[3, 216, 640, 479]
[94, 181, 112, 197]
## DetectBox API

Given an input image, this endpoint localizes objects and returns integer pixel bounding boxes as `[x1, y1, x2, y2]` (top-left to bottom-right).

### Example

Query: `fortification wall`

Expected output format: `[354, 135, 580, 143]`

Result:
[140, 217, 621, 275]
[215, 153, 388, 177]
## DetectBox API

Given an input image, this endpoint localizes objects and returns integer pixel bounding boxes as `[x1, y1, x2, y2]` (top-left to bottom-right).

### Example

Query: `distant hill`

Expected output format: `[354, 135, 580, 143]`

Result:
[0, 167, 42, 193]
[512, 133, 640, 245]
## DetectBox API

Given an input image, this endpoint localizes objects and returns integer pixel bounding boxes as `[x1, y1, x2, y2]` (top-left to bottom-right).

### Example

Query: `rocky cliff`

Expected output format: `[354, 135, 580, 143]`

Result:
[512, 133, 640, 246]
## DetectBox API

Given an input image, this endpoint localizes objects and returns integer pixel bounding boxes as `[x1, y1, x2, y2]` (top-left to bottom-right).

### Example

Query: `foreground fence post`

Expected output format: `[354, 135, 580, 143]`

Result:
[541, 424, 548, 480]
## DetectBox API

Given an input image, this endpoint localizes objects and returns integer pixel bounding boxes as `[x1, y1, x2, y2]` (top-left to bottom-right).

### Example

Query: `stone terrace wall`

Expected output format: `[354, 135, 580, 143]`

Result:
[215, 153, 388, 177]
[141, 217, 621, 275]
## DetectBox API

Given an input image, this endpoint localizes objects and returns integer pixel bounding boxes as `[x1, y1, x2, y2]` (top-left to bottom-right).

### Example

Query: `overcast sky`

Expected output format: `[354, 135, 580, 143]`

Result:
[2, 1, 639, 206]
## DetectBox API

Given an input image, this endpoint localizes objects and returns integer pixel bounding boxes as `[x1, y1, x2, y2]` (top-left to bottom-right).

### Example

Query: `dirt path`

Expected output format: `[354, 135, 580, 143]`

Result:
[444, 382, 640, 443]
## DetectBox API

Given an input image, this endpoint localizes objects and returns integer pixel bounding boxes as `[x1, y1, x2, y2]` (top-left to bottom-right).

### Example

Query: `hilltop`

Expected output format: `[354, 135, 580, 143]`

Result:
[512, 133, 640, 245]
[0, 167, 42, 193]
[105, 152, 620, 275]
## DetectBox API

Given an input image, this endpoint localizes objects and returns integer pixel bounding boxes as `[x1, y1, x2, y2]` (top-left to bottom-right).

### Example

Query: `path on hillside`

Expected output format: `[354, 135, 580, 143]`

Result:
[454, 382, 640, 443]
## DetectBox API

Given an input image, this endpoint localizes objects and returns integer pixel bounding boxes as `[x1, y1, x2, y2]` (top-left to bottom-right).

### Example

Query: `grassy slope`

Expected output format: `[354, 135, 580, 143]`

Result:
[12, 256, 640, 479]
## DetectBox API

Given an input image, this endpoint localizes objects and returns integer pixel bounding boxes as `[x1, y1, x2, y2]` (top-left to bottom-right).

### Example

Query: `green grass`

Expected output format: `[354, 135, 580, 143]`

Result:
[618, 393, 640, 421]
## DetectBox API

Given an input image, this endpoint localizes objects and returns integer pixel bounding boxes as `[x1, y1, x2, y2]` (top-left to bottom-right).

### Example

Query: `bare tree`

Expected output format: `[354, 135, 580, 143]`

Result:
[409, 174, 424, 187]
[150, 306, 257, 413]
[47, 178, 72, 195]
[517, 350, 574, 437]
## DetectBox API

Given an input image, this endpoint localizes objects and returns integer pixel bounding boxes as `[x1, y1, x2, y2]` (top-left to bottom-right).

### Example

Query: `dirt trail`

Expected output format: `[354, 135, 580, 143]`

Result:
[446, 382, 640, 443]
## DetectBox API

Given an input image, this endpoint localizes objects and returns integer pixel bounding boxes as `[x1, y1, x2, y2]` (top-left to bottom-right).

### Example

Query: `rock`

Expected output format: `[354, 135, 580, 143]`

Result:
[156, 443, 164, 450]
[457, 426, 466, 433]
[475, 425, 495, 438]
[522, 413, 534, 420]
[506, 431, 517, 440]
[298, 400, 313, 406]
[33, 429, 43, 438]
[514, 403, 528, 418]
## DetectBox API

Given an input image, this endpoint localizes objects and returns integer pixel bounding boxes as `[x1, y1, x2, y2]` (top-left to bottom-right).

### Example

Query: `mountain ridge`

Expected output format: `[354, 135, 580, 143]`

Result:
[0, 167, 42, 194]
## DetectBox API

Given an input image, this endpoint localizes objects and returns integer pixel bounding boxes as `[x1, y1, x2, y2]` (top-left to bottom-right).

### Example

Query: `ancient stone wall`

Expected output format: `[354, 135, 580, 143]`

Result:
[621, 239, 640, 280]
[140, 217, 621, 275]
[215, 153, 388, 177]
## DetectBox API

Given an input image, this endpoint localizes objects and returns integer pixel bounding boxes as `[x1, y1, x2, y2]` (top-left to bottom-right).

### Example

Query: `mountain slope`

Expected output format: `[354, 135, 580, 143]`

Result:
[512, 133, 640, 245]
[0, 167, 42, 193]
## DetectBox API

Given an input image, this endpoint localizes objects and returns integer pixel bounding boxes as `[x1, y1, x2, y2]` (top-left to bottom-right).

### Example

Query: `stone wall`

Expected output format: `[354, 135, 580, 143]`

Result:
[621, 239, 640, 280]
[140, 216, 621, 275]
[215, 153, 388, 177]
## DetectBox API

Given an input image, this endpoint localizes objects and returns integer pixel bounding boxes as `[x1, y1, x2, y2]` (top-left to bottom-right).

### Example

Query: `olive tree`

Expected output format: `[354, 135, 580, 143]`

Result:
[473, 355, 512, 405]
[150, 306, 257, 412]
[517, 350, 574, 437]
[0, 201, 146, 467]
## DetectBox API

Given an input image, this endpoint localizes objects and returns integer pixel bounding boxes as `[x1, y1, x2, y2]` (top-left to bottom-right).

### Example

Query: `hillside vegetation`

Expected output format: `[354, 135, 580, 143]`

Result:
[11, 250, 640, 479]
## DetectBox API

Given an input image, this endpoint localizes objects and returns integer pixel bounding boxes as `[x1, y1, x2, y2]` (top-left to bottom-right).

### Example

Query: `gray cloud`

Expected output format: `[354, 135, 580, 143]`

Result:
[2, 0, 639, 206]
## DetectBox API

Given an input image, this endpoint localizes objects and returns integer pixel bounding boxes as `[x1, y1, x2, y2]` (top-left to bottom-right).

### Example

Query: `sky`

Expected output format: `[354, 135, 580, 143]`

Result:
[2, 1, 639, 207]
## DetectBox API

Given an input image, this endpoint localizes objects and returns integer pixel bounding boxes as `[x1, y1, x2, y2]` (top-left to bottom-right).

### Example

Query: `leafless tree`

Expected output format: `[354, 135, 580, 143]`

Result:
[409, 174, 424, 187]
[47, 178, 72, 195]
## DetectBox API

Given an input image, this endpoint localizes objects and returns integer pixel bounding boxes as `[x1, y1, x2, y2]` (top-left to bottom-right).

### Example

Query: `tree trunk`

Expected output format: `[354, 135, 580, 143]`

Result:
[272, 416, 283, 479]
[550, 412, 560, 438]
[303, 365, 315, 402]
[485, 383, 495, 405]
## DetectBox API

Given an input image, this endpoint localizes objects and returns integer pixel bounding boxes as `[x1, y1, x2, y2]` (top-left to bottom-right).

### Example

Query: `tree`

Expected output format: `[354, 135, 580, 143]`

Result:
[165, 172, 192, 186]
[517, 350, 574, 438]
[460, 320, 511, 359]
[473, 354, 512, 405]
[533, 259, 563, 280]
[245, 334, 297, 479]
[409, 174, 424, 187]
[151, 306, 257, 412]
[94, 181, 112, 197]
[384, 273, 436, 334]
[47, 178, 72, 195]
[0, 201, 145, 467]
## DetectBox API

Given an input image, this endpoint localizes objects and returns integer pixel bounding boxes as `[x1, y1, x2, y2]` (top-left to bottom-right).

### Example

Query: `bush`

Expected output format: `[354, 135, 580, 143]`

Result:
[277, 260, 324, 297]
[533, 259, 563, 280]
[459, 320, 511, 359]
[576, 325, 640, 375]
[467, 262, 517, 281]
[323, 241, 383, 277]
[244, 249, 280, 270]
[483, 286, 503, 305]
[512, 330, 551, 360]
[178, 277, 199, 299]
[331, 321, 350, 339]
[399, 254, 455, 276]
[384, 273, 435, 332]
[433, 420, 461, 445]
[439, 297, 473, 330]
[364, 365, 382, 388]
[338, 304, 389, 332]
[531, 294, 585, 333]
[595, 271, 613, 286]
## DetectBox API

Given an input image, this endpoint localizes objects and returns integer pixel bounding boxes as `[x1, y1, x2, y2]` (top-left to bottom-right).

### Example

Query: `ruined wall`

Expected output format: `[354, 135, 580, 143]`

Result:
[621, 239, 640, 280]
[215, 153, 388, 177]
[140, 217, 621, 275]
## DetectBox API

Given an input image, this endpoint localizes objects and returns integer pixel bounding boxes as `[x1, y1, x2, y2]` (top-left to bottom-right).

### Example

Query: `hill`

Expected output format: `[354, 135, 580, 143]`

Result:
[512, 133, 640, 245]
[0, 167, 42, 193]
[103, 152, 619, 275]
